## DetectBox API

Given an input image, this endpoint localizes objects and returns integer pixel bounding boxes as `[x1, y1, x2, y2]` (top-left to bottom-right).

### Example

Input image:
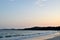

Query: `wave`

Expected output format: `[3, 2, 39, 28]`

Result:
[0, 30, 58, 40]
[0, 33, 41, 38]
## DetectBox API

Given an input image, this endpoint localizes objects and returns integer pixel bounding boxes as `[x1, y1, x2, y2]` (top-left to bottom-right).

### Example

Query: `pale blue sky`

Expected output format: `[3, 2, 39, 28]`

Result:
[0, 0, 60, 29]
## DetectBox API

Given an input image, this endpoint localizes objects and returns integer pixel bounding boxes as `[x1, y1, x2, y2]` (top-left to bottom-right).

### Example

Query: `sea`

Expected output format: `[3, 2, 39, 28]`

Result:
[0, 30, 59, 40]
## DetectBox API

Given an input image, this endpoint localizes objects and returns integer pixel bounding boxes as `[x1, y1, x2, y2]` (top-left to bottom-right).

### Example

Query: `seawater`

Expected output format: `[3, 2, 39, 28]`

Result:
[0, 30, 58, 40]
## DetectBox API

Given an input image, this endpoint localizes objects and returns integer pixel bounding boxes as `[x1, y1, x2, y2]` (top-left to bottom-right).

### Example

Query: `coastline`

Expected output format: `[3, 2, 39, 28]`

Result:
[24, 32, 60, 40]
[46, 36, 60, 40]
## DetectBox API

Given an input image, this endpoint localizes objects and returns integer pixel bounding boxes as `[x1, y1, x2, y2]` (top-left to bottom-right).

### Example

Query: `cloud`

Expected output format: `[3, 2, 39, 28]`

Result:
[35, 0, 47, 7]
[42, 0, 47, 1]
[8, 0, 16, 8]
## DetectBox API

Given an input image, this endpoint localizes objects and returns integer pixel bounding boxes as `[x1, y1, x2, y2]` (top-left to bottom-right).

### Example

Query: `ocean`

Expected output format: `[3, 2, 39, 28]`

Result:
[0, 30, 58, 40]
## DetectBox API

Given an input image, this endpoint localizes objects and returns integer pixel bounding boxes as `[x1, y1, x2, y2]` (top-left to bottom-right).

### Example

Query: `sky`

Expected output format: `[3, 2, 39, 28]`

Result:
[0, 0, 60, 29]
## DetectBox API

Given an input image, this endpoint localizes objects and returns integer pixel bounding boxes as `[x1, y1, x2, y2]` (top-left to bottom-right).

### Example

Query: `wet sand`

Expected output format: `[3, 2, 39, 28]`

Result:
[46, 35, 60, 40]
[24, 32, 60, 40]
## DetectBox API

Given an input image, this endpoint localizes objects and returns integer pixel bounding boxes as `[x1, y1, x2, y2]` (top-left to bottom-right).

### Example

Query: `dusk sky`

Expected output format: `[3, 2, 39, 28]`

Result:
[0, 0, 60, 29]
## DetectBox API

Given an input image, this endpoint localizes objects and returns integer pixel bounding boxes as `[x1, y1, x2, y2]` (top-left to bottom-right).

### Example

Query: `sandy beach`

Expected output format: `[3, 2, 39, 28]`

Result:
[46, 36, 60, 40]
[24, 32, 60, 40]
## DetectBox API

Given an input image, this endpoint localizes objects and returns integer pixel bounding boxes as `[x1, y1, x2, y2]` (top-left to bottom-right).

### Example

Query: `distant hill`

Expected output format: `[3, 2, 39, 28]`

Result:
[0, 26, 60, 30]
[23, 26, 60, 30]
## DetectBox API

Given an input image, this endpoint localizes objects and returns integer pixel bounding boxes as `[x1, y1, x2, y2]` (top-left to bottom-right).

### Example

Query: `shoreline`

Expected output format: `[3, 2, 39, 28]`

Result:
[46, 36, 60, 40]
[24, 32, 60, 40]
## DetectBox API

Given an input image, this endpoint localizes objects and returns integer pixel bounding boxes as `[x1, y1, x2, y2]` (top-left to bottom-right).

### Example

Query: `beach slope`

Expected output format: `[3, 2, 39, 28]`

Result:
[25, 32, 60, 40]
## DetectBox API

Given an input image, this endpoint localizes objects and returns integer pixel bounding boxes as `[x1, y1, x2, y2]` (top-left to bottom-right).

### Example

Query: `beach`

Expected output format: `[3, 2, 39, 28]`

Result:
[0, 30, 59, 40]
[25, 32, 60, 40]
[46, 36, 60, 40]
